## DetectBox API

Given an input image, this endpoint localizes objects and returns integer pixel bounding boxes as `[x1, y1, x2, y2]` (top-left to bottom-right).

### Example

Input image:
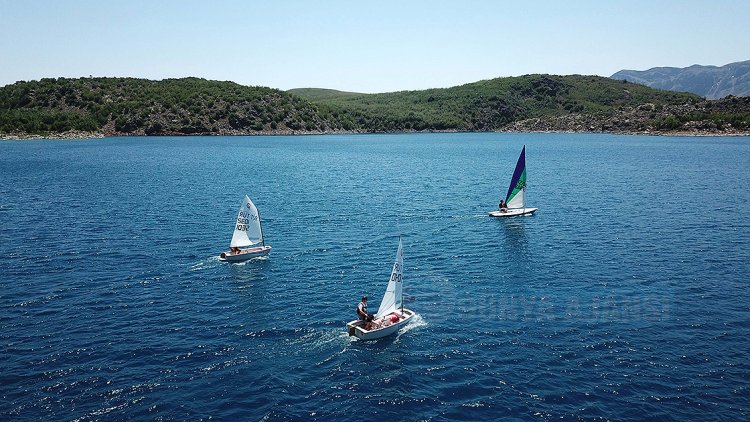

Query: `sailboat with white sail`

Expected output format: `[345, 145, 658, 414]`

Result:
[219, 195, 272, 262]
[489, 145, 538, 217]
[347, 238, 415, 340]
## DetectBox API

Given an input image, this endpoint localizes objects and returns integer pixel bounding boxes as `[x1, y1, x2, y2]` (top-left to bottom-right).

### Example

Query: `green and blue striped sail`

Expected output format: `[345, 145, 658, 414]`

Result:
[504, 146, 527, 209]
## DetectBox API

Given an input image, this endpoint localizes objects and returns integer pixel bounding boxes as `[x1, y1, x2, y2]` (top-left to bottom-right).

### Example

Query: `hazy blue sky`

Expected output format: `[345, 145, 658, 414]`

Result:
[1, 0, 748, 93]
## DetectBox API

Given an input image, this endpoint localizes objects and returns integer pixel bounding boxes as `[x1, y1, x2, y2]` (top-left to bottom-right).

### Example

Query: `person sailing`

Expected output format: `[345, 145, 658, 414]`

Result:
[357, 296, 374, 327]
[499, 200, 508, 212]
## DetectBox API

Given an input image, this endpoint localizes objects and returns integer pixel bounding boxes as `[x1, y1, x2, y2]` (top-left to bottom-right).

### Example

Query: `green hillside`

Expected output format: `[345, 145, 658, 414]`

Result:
[291, 74, 705, 132]
[1, 74, 749, 137]
[0, 77, 344, 135]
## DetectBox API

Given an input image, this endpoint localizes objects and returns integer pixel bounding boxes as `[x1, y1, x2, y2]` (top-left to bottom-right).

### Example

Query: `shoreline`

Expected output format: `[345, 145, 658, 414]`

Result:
[3, 128, 750, 140]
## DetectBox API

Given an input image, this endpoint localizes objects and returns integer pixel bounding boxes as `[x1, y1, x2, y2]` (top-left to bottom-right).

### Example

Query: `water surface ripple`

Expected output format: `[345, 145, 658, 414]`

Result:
[1, 133, 749, 420]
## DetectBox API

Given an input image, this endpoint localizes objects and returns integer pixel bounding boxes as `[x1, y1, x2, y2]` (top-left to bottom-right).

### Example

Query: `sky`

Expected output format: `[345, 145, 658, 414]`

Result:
[1, 0, 748, 93]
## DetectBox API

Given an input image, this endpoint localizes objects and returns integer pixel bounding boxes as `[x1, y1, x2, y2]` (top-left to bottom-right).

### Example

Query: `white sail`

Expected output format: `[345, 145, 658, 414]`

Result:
[229, 195, 264, 248]
[376, 238, 404, 318]
[506, 186, 526, 209]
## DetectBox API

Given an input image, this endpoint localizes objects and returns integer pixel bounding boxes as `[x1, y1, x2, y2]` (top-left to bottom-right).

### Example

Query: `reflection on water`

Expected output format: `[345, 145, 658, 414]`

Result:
[497, 215, 531, 252]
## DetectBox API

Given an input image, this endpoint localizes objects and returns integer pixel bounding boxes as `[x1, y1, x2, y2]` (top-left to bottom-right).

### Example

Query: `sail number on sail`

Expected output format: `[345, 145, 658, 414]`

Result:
[236, 211, 258, 231]
[391, 263, 402, 283]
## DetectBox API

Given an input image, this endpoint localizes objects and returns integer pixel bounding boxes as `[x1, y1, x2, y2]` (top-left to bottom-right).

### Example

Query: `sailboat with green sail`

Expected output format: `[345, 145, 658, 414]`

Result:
[489, 145, 538, 217]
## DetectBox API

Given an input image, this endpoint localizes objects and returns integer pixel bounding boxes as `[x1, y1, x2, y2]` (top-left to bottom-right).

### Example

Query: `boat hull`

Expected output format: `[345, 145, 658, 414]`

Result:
[489, 208, 538, 218]
[219, 245, 272, 262]
[347, 308, 415, 340]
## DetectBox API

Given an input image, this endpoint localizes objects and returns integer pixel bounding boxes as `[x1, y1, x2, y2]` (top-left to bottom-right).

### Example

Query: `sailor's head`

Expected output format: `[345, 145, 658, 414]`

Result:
[362, 296, 368, 302]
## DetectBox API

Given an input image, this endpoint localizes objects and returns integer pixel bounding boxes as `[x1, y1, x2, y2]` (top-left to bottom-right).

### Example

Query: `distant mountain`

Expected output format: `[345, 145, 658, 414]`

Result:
[611, 60, 750, 99]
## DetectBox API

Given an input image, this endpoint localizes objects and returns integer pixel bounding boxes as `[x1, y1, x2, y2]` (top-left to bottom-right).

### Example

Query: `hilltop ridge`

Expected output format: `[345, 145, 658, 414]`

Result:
[611, 60, 750, 99]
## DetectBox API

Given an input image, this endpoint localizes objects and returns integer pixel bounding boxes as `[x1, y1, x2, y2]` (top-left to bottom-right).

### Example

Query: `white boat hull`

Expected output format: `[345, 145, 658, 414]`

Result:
[489, 208, 538, 218]
[219, 245, 272, 262]
[347, 308, 415, 340]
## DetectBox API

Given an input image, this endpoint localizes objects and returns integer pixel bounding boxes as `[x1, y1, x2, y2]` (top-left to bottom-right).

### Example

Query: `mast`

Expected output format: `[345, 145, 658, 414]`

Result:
[257, 207, 266, 248]
[524, 146, 527, 213]
[400, 236, 404, 313]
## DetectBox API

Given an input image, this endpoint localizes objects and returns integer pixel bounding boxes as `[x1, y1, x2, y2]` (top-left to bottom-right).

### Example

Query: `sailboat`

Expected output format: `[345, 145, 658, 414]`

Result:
[489, 145, 538, 217]
[219, 195, 272, 262]
[347, 238, 415, 340]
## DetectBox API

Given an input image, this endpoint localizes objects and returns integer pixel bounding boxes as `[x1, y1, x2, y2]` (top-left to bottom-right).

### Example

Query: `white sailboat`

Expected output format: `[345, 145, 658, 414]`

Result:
[489, 145, 538, 217]
[219, 195, 272, 262]
[347, 238, 415, 340]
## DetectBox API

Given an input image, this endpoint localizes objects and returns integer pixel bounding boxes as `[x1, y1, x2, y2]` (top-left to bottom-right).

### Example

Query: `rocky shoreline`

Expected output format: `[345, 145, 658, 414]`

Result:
[501, 101, 750, 137]
[3, 127, 749, 140]
[1, 130, 106, 140]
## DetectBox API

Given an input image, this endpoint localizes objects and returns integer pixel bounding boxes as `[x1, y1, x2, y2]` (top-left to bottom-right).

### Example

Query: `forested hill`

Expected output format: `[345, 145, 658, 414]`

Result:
[299, 74, 749, 134]
[291, 75, 711, 132]
[2, 75, 750, 138]
[0, 77, 344, 136]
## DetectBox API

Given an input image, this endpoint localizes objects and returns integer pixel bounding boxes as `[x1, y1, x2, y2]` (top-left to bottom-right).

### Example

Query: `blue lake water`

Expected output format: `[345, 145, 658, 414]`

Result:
[1, 133, 749, 420]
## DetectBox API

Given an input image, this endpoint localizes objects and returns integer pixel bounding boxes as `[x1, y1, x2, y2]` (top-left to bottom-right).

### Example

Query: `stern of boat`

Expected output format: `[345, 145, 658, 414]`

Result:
[347, 320, 365, 337]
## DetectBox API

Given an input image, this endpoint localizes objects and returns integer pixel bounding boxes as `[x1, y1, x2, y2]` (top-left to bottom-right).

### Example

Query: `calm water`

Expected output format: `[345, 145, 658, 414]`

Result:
[2, 133, 749, 421]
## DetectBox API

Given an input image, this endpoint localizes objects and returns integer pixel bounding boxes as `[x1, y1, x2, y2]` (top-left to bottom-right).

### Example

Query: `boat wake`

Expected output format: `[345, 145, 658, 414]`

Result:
[190, 257, 223, 271]
[224, 255, 270, 266]
[278, 326, 350, 352]
[397, 313, 427, 338]
[190, 253, 269, 271]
